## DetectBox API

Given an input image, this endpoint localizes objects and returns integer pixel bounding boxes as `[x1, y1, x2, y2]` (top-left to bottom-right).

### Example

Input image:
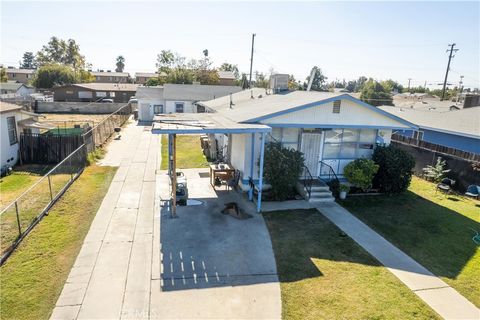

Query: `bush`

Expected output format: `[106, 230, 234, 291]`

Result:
[344, 158, 379, 192]
[372, 145, 415, 194]
[422, 157, 450, 183]
[86, 148, 106, 166]
[263, 142, 304, 201]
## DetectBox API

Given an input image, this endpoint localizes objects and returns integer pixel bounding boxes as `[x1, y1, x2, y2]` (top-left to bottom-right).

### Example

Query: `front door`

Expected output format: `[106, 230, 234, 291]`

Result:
[300, 132, 323, 178]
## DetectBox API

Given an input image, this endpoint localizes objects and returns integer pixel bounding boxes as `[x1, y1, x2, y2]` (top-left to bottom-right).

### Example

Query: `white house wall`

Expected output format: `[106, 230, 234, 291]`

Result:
[1, 111, 20, 168]
[165, 100, 196, 113]
[260, 99, 410, 129]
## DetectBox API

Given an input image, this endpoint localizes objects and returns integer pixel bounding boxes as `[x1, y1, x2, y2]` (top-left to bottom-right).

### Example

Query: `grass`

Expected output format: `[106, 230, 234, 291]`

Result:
[341, 176, 480, 307]
[0, 165, 117, 320]
[263, 209, 440, 320]
[160, 134, 209, 170]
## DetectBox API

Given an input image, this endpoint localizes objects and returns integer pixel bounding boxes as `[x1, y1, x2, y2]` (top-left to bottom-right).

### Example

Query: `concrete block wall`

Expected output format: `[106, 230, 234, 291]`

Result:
[36, 102, 127, 114]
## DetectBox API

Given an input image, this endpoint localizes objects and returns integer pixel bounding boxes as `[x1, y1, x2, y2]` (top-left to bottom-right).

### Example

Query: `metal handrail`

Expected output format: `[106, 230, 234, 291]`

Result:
[301, 165, 314, 199]
[319, 160, 340, 184]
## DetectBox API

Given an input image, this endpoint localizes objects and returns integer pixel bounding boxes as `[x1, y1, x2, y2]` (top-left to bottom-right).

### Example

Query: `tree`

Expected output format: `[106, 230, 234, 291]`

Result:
[288, 75, 302, 91]
[20, 52, 36, 69]
[219, 62, 240, 79]
[381, 79, 403, 94]
[32, 64, 77, 88]
[156, 50, 175, 74]
[0, 68, 7, 82]
[115, 55, 125, 72]
[35, 37, 86, 69]
[360, 78, 393, 106]
[346, 76, 368, 92]
[189, 51, 219, 85]
[422, 157, 450, 183]
[305, 66, 328, 91]
[254, 71, 269, 88]
[145, 78, 160, 86]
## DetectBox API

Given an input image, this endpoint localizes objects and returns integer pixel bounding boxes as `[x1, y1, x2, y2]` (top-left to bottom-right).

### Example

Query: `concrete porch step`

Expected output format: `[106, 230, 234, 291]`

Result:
[308, 196, 335, 203]
[310, 190, 333, 197]
[310, 185, 331, 192]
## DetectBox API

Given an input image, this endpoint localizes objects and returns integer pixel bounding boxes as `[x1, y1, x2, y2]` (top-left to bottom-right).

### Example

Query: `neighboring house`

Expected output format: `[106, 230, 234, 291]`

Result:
[4, 68, 35, 84]
[197, 88, 416, 191]
[137, 84, 242, 121]
[0, 82, 36, 99]
[380, 106, 480, 154]
[91, 71, 130, 83]
[52, 83, 138, 103]
[217, 71, 237, 86]
[0, 102, 50, 168]
[135, 72, 158, 85]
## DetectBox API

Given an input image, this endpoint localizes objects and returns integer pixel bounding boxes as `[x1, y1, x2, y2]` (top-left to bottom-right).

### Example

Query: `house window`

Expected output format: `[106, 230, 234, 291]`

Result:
[11, 73, 16, 78]
[96, 76, 100, 81]
[413, 130, 424, 140]
[110, 92, 116, 97]
[333, 100, 341, 113]
[323, 128, 376, 159]
[7, 116, 18, 145]
[175, 102, 184, 113]
[269, 127, 299, 150]
[153, 105, 164, 114]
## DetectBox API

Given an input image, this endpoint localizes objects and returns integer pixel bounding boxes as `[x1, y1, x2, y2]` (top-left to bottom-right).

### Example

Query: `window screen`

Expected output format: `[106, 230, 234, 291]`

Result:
[7, 116, 17, 145]
[175, 103, 184, 113]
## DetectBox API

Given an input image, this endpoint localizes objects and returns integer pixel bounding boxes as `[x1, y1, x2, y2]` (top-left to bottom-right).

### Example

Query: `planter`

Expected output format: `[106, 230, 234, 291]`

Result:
[339, 191, 347, 200]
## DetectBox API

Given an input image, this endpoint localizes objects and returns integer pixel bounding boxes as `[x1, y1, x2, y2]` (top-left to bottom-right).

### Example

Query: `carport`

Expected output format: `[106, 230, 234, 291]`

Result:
[151, 113, 271, 215]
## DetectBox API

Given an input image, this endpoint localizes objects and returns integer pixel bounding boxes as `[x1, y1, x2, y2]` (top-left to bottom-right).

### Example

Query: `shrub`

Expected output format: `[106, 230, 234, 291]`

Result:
[86, 148, 106, 166]
[422, 157, 450, 183]
[372, 145, 415, 194]
[263, 142, 304, 201]
[344, 158, 379, 192]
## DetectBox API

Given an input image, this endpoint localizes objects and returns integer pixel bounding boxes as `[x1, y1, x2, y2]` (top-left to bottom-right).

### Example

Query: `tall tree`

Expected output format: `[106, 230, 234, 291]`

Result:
[360, 79, 393, 106]
[288, 75, 302, 91]
[219, 62, 240, 79]
[32, 64, 77, 88]
[381, 79, 403, 94]
[115, 55, 125, 72]
[20, 52, 36, 69]
[305, 66, 328, 91]
[254, 71, 269, 88]
[0, 68, 7, 82]
[156, 50, 175, 74]
[35, 37, 86, 69]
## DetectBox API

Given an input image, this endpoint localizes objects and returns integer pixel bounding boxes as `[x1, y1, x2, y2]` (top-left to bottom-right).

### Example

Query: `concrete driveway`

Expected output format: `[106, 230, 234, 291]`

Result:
[151, 168, 281, 319]
[51, 125, 281, 320]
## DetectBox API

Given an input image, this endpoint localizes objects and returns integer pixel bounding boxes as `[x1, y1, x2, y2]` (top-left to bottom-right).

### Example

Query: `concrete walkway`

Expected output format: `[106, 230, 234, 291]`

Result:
[317, 202, 479, 320]
[51, 122, 159, 320]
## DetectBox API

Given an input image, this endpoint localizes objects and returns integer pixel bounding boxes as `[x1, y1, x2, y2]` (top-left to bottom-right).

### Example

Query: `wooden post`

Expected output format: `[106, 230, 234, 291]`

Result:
[171, 134, 177, 218]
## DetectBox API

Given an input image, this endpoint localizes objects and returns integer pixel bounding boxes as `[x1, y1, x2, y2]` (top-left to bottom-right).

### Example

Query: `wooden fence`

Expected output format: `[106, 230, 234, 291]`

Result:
[20, 133, 85, 164]
[391, 133, 480, 162]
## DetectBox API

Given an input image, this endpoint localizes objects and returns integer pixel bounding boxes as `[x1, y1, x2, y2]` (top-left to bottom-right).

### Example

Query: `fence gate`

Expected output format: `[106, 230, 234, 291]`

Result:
[20, 133, 85, 164]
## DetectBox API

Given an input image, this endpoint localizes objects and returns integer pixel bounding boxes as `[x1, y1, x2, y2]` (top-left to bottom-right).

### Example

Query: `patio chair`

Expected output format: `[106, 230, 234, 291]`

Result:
[465, 185, 480, 200]
[436, 178, 455, 195]
[470, 228, 480, 246]
[226, 170, 241, 191]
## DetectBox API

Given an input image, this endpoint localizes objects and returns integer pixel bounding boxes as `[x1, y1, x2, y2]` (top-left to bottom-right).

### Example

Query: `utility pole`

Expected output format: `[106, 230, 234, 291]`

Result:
[248, 33, 256, 89]
[459, 75, 464, 94]
[441, 43, 459, 100]
[407, 78, 412, 90]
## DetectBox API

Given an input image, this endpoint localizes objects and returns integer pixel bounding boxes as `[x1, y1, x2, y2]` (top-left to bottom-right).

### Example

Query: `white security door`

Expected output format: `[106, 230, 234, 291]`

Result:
[300, 132, 322, 177]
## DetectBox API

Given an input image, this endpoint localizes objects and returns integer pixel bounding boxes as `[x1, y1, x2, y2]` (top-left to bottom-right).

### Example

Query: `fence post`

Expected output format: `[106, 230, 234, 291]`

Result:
[69, 154, 73, 181]
[14, 201, 21, 236]
[47, 175, 53, 201]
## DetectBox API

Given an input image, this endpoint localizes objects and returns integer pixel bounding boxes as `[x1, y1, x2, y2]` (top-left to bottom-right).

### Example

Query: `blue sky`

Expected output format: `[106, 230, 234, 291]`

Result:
[1, 1, 479, 88]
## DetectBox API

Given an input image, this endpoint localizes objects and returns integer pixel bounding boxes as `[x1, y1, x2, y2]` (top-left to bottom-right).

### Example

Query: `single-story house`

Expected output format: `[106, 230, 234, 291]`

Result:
[217, 71, 237, 86]
[380, 106, 480, 154]
[52, 83, 138, 103]
[0, 102, 53, 168]
[195, 88, 416, 191]
[0, 82, 35, 99]
[91, 71, 130, 83]
[135, 72, 158, 85]
[4, 67, 35, 84]
[137, 84, 242, 121]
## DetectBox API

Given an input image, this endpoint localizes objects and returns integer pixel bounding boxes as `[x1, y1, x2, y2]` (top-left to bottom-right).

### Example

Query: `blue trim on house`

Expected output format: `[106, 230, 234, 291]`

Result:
[243, 94, 417, 129]
[151, 127, 271, 134]
[266, 123, 415, 130]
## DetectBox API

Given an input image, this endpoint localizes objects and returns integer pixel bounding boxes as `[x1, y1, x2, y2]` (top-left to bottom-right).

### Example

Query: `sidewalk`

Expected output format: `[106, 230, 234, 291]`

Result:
[50, 122, 159, 320]
[317, 203, 479, 320]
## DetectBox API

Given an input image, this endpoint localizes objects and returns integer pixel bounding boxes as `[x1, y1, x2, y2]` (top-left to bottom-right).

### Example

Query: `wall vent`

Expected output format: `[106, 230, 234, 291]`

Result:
[333, 100, 341, 113]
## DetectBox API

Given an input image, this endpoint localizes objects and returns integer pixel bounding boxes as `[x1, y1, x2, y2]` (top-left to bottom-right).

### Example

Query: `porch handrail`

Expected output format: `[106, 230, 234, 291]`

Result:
[301, 165, 314, 199]
[319, 160, 340, 184]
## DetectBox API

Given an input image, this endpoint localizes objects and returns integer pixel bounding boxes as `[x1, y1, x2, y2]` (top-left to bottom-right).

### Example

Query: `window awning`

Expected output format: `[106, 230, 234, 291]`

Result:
[151, 113, 271, 135]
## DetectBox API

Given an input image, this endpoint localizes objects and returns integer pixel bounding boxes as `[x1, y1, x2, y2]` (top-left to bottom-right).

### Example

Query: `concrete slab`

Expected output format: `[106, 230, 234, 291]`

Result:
[318, 202, 480, 320]
[55, 282, 88, 307]
[50, 305, 81, 320]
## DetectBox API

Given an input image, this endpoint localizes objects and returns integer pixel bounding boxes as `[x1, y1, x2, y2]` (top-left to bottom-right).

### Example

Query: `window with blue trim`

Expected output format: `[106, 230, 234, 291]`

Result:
[269, 128, 299, 150]
[323, 129, 376, 159]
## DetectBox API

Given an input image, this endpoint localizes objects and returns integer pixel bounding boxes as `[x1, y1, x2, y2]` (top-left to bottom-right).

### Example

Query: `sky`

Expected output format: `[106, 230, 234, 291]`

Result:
[1, 1, 479, 89]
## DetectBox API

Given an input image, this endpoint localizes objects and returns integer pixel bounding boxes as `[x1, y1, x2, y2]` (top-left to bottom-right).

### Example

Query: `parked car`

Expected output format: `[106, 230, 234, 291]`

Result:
[176, 171, 188, 205]
[100, 98, 114, 103]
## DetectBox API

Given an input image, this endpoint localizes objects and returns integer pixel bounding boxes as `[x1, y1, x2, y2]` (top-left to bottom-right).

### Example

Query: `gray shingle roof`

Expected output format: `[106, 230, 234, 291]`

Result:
[5, 68, 35, 74]
[163, 84, 242, 101]
[136, 86, 164, 99]
[135, 72, 158, 78]
[71, 83, 138, 91]
[0, 82, 25, 91]
[379, 105, 480, 139]
[91, 71, 129, 77]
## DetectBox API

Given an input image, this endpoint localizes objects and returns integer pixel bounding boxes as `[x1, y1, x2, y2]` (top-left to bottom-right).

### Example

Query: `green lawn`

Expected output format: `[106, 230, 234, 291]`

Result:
[341, 176, 480, 307]
[160, 134, 209, 169]
[263, 209, 440, 320]
[0, 165, 117, 320]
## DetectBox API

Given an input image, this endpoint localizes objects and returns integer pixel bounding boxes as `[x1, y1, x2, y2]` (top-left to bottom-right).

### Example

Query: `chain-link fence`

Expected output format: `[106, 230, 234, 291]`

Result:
[0, 144, 87, 264]
[83, 104, 132, 152]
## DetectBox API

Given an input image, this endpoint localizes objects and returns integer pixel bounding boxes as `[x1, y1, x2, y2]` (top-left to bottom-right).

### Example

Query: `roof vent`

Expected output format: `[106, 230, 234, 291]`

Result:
[332, 100, 341, 113]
